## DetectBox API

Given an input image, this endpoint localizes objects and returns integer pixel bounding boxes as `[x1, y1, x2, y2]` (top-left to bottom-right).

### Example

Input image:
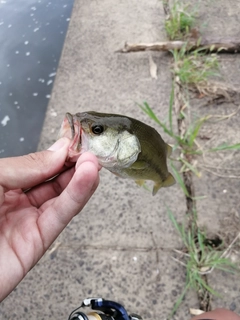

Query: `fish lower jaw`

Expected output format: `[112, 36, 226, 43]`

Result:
[65, 136, 80, 163]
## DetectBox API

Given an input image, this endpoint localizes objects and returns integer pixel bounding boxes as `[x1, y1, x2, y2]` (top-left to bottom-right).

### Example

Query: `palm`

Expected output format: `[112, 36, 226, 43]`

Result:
[1, 190, 45, 277]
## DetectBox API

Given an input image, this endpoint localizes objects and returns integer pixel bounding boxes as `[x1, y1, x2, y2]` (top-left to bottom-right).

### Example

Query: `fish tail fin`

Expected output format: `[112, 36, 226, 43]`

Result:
[166, 144, 173, 158]
[152, 173, 176, 196]
[163, 173, 176, 187]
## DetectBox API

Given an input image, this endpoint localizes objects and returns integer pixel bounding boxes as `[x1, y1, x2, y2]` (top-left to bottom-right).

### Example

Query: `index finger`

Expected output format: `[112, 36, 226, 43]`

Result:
[0, 138, 70, 191]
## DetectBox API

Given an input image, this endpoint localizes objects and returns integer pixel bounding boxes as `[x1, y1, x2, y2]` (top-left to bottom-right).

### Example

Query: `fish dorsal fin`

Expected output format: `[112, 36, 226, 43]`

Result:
[166, 144, 173, 157]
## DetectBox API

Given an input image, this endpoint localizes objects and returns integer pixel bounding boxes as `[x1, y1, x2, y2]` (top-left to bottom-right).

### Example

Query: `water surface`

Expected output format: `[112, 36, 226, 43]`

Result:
[0, 0, 74, 157]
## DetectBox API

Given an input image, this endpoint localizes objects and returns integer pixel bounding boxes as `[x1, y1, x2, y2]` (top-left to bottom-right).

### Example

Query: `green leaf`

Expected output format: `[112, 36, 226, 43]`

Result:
[210, 44, 215, 52]
[217, 47, 227, 53]
[197, 37, 202, 47]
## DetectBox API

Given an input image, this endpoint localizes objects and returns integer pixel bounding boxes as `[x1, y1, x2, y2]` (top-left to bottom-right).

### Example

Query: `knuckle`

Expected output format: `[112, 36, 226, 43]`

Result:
[25, 152, 46, 168]
[23, 152, 49, 177]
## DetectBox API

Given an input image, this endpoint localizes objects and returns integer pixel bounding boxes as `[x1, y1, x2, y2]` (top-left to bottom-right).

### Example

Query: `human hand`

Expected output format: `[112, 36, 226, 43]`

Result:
[191, 308, 240, 320]
[0, 138, 100, 301]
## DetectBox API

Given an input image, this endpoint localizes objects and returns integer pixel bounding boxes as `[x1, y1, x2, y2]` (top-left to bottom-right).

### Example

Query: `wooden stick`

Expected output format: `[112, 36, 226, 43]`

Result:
[116, 39, 240, 54]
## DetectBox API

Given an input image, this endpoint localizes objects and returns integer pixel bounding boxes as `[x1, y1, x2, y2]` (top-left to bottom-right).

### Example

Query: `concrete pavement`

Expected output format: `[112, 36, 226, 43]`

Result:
[1, 0, 239, 319]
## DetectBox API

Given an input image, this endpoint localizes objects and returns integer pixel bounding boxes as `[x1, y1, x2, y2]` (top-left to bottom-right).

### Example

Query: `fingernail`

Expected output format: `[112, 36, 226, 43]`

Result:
[48, 138, 69, 151]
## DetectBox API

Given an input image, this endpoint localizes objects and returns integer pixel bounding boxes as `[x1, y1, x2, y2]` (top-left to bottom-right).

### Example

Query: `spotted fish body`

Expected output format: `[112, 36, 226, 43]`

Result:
[59, 111, 175, 195]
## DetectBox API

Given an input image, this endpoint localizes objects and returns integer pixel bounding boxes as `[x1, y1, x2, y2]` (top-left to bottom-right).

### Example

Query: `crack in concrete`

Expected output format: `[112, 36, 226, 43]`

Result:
[173, 78, 212, 311]
[162, 1, 212, 312]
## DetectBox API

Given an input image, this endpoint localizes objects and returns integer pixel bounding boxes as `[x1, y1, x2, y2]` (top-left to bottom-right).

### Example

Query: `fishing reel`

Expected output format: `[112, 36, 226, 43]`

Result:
[68, 297, 142, 320]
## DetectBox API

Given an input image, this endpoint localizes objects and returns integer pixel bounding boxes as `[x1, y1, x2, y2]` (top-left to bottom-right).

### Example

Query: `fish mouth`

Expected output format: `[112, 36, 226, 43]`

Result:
[65, 112, 76, 140]
[65, 113, 82, 147]
[60, 112, 82, 161]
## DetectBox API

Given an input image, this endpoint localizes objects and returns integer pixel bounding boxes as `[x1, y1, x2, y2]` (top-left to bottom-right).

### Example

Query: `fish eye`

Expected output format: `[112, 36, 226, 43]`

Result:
[91, 124, 104, 135]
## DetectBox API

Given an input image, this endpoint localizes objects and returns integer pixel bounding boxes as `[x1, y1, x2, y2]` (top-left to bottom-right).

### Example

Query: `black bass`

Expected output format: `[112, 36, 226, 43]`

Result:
[59, 111, 175, 195]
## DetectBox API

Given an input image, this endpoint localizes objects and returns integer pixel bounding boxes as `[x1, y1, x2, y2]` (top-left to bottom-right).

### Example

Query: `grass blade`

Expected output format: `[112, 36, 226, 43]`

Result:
[138, 101, 162, 125]
[180, 158, 201, 177]
[196, 274, 221, 297]
[209, 143, 240, 152]
[188, 116, 209, 147]
[169, 84, 174, 133]
[170, 162, 190, 197]
[167, 208, 185, 242]
[191, 195, 207, 200]
[138, 102, 175, 138]
[168, 283, 190, 319]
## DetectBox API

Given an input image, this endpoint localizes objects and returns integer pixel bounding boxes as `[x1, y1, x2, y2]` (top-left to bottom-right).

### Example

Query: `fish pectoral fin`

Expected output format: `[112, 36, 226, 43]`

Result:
[130, 161, 148, 170]
[135, 179, 145, 187]
[152, 173, 176, 196]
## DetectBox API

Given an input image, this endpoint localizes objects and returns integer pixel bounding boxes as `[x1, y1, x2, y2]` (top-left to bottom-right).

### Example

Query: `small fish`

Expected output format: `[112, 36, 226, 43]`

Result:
[59, 111, 175, 195]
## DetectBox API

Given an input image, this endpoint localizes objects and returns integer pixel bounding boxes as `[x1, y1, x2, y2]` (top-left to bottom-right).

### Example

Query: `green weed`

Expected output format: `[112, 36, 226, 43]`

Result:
[172, 48, 220, 87]
[138, 99, 206, 177]
[165, 1, 196, 40]
[139, 2, 239, 315]
[168, 209, 239, 317]
[138, 94, 237, 178]
[138, 95, 239, 314]
[170, 162, 190, 197]
[138, 98, 175, 139]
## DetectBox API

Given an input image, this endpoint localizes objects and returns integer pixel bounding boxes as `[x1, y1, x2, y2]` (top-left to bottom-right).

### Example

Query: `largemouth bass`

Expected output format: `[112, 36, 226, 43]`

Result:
[59, 111, 175, 195]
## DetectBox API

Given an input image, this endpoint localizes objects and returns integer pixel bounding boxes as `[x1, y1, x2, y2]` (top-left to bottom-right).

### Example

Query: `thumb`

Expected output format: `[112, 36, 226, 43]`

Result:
[0, 138, 70, 191]
[191, 309, 240, 320]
